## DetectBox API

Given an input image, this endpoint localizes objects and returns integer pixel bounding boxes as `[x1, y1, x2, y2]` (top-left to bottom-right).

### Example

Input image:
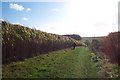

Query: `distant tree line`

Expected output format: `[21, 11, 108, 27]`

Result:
[2, 21, 81, 64]
[63, 34, 81, 40]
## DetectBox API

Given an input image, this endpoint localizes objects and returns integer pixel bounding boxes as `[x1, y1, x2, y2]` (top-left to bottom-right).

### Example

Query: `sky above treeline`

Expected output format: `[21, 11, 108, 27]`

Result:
[1, 0, 119, 37]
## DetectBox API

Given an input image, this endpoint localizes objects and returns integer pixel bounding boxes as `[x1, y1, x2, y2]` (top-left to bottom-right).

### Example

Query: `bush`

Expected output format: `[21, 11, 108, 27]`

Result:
[91, 39, 101, 52]
[101, 32, 120, 66]
[100, 57, 120, 78]
[2, 21, 81, 64]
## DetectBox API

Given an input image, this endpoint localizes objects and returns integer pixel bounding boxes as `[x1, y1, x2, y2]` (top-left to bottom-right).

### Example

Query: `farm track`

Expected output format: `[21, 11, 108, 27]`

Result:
[2, 47, 102, 78]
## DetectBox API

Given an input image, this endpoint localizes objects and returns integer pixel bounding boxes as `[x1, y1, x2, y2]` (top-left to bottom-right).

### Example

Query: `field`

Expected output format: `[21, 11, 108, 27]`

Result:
[2, 47, 102, 78]
[81, 37, 104, 43]
[1, 1, 120, 79]
[2, 21, 119, 79]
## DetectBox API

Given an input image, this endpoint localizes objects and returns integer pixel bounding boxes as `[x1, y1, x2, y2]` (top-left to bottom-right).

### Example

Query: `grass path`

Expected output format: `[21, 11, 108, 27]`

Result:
[3, 47, 102, 78]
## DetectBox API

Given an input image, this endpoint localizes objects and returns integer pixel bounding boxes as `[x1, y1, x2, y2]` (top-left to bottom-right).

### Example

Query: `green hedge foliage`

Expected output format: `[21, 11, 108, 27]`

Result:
[2, 21, 81, 64]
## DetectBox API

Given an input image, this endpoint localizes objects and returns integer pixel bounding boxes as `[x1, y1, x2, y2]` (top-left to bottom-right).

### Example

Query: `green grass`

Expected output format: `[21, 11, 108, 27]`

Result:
[2, 47, 102, 78]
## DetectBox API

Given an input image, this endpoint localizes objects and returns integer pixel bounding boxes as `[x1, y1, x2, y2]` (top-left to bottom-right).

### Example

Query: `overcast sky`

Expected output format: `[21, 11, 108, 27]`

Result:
[1, 0, 120, 37]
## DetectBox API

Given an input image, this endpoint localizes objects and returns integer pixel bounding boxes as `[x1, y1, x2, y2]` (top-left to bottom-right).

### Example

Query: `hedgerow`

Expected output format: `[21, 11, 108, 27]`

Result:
[2, 21, 81, 64]
[101, 32, 120, 65]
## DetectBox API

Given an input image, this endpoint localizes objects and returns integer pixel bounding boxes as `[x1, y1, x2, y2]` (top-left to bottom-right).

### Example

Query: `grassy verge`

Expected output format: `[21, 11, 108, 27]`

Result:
[2, 47, 102, 78]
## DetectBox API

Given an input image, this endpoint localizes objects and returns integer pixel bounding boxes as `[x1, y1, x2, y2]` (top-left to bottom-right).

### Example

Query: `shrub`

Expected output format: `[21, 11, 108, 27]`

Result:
[101, 32, 120, 66]
[91, 39, 101, 52]
[2, 21, 81, 64]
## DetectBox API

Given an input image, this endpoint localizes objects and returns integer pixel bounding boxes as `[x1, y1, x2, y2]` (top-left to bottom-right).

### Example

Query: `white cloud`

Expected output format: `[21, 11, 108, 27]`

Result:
[62, 0, 119, 36]
[22, 17, 28, 21]
[50, 8, 60, 12]
[9, 0, 119, 37]
[0, 19, 5, 21]
[10, 3, 24, 11]
[33, 0, 119, 37]
[36, 23, 79, 35]
[26, 8, 31, 11]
